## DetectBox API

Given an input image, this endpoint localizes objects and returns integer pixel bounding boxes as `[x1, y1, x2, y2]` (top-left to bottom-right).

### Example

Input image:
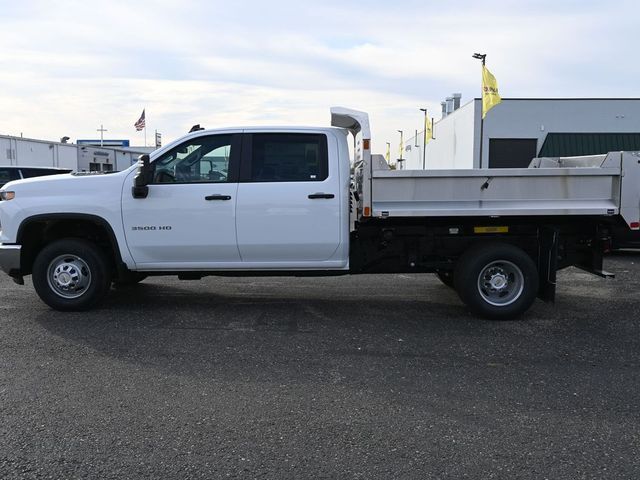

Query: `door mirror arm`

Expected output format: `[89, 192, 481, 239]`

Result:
[132, 154, 152, 199]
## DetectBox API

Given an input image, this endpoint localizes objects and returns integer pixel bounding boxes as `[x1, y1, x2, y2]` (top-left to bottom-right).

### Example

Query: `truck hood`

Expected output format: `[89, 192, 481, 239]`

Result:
[1, 170, 130, 198]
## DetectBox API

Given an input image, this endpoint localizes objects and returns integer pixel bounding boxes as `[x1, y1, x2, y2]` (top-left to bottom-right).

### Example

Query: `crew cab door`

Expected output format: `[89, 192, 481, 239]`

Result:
[235, 132, 344, 266]
[122, 133, 242, 268]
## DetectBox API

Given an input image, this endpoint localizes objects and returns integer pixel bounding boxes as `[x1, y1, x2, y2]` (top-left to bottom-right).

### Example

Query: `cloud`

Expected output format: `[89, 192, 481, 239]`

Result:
[0, 0, 638, 151]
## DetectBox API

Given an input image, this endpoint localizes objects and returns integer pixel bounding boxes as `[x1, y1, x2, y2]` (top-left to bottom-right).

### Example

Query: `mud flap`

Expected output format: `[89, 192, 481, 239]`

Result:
[538, 227, 558, 302]
[575, 233, 616, 279]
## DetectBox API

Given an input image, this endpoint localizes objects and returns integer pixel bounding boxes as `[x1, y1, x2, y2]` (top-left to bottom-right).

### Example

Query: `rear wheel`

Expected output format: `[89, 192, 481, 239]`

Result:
[32, 238, 112, 311]
[454, 243, 538, 320]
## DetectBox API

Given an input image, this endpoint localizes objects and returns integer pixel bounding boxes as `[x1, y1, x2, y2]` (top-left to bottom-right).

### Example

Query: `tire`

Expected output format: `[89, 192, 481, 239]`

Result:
[113, 272, 147, 287]
[435, 270, 455, 288]
[32, 238, 112, 311]
[453, 243, 538, 320]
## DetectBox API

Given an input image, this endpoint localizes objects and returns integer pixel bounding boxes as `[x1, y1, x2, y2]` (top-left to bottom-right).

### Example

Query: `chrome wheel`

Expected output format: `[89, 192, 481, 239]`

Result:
[477, 260, 524, 307]
[47, 254, 92, 299]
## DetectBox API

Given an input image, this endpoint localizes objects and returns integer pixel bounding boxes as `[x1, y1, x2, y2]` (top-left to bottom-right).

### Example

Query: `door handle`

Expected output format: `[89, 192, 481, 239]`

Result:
[205, 194, 231, 201]
[308, 193, 335, 199]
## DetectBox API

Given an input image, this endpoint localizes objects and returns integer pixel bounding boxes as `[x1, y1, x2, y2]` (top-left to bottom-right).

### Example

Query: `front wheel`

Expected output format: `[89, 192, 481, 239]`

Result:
[32, 238, 112, 311]
[454, 243, 539, 320]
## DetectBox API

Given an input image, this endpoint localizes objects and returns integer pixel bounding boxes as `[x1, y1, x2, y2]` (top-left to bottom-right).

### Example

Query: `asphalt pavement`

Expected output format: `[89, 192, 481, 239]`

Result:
[1, 252, 639, 479]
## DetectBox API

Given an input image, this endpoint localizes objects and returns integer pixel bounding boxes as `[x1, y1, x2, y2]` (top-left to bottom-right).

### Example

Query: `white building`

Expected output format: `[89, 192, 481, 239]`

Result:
[0, 134, 153, 172]
[401, 98, 640, 170]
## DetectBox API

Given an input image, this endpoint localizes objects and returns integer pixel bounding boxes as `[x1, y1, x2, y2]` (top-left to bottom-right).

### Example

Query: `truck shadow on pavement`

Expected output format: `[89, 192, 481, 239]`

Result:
[25, 280, 476, 379]
[27, 269, 638, 386]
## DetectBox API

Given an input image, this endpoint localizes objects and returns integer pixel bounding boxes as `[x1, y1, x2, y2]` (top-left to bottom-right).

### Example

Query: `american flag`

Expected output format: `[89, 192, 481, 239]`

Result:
[134, 109, 146, 131]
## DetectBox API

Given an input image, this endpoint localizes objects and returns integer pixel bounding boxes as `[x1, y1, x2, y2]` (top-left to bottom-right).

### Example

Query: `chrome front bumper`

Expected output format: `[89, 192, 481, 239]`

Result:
[0, 244, 21, 276]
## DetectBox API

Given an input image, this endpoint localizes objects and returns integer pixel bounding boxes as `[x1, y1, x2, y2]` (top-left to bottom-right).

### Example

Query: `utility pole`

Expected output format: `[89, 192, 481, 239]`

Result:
[419, 108, 428, 169]
[472, 53, 486, 168]
[96, 124, 108, 147]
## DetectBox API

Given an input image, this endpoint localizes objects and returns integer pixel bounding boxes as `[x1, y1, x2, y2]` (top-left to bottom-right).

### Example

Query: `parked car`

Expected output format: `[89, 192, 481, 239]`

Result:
[0, 166, 72, 188]
[612, 224, 640, 249]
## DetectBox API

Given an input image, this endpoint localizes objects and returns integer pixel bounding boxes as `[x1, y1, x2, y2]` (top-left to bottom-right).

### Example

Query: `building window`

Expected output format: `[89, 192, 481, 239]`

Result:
[488, 139, 538, 168]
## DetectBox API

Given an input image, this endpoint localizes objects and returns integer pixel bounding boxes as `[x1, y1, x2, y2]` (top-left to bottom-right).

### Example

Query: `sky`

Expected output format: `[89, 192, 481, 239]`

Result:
[0, 0, 638, 152]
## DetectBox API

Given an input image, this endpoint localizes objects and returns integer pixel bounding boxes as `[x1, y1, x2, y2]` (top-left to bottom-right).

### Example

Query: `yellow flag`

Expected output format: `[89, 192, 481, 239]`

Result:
[385, 142, 390, 162]
[482, 65, 502, 118]
[425, 116, 433, 144]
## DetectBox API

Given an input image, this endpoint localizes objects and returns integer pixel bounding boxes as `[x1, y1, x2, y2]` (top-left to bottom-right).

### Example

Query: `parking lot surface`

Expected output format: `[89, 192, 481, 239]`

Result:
[1, 252, 639, 479]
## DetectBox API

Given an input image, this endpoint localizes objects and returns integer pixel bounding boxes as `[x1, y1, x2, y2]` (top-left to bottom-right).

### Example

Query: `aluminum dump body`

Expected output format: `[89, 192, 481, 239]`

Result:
[368, 152, 639, 230]
[330, 107, 640, 229]
[370, 152, 640, 229]
[372, 165, 621, 218]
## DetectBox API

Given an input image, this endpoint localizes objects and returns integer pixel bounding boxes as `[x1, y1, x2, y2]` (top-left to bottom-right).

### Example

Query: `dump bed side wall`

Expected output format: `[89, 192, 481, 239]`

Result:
[371, 167, 621, 218]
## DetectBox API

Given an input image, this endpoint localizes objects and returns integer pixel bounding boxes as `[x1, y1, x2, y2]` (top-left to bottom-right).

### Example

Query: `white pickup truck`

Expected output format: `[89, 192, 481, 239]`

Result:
[0, 108, 638, 319]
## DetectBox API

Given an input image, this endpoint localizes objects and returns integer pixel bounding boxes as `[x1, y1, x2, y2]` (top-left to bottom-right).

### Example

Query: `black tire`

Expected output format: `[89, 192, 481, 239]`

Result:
[435, 270, 455, 288]
[453, 243, 538, 320]
[113, 272, 148, 287]
[32, 238, 112, 311]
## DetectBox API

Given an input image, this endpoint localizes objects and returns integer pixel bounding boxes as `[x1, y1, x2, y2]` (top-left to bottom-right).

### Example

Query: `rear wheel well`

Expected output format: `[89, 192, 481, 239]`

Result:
[18, 216, 123, 277]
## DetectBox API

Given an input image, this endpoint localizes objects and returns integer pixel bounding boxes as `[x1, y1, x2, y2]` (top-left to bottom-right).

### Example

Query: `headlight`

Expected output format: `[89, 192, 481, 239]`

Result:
[0, 191, 15, 201]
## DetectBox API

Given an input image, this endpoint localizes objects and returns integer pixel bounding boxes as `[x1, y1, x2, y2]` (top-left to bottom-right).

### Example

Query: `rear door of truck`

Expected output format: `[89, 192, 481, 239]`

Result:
[235, 131, 343, 265]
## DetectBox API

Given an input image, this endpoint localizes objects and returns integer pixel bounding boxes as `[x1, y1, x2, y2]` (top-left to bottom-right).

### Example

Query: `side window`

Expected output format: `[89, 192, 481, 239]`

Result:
[0, 168, 12, 185]
[250, 134, 328, 182]
[152, 135, 233, 184]
[21, 168, 62, 178]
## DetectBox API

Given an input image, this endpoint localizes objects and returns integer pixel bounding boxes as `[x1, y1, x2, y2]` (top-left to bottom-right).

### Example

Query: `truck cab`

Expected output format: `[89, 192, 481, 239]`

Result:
[122, 127, 351, 271]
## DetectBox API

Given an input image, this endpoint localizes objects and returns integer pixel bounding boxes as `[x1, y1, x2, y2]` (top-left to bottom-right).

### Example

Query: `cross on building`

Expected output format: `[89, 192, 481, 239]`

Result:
[96, 124, 108, 147]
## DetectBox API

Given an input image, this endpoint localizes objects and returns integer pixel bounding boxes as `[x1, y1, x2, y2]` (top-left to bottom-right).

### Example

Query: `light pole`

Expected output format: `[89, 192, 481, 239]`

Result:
[419, 108, 428, 169]
[397, 130, 404, 169]
[472, 52, 487, 168]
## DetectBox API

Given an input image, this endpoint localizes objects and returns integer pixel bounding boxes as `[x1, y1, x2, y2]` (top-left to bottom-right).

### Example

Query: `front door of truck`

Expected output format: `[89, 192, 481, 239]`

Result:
[235, 132, 343, 266]
[122, 133, 242, 269]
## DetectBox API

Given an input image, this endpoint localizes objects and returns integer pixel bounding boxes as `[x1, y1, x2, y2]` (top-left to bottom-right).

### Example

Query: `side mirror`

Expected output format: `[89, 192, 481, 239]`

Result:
[132, 154, 151, 199]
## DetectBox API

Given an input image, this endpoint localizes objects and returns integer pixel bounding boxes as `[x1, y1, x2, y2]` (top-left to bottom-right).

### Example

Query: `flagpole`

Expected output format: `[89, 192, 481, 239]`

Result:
[397, 130, 404, 170]
[473, 53, 487, 168]
[420, 108, 428, 169]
